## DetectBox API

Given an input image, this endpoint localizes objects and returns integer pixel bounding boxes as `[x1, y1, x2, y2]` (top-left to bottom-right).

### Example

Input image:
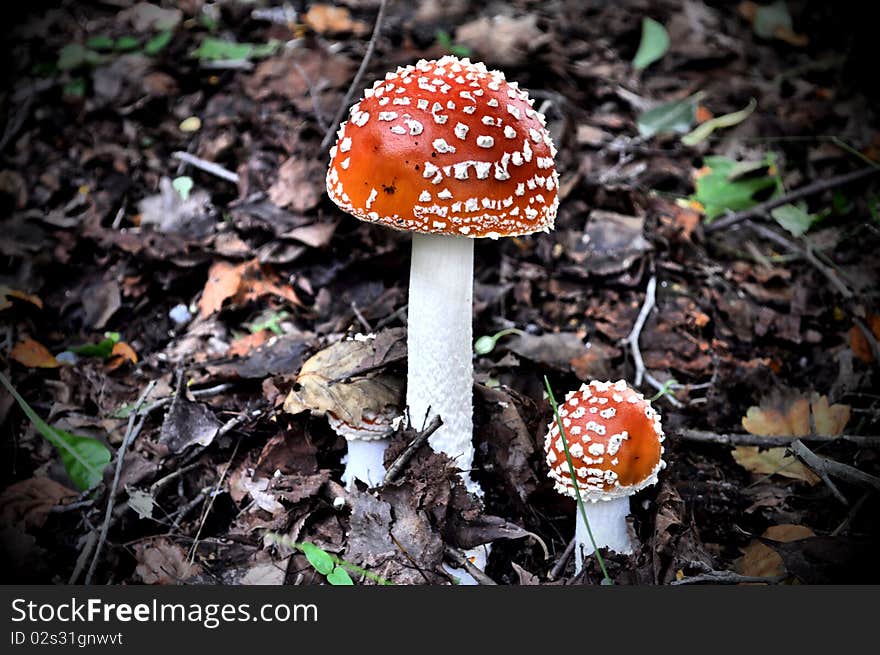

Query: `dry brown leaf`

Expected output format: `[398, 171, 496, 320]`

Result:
[268, 157, 325, 213]
[741, 393, 849, 437]
[0, 477, 77, 530]
[303, 4, 368, 35]
[198, 259, 302, 319]
[283, 330, 405, 425]
[732, 446, 819, 484]
[11, 338, 59, 368]
[737, 524, 815, 578]
[228, 330, 272, 358]
[106, 341, 138, 371]
[134, 540, 202, 584]
[0, 286, 43, 311]
[849, 314, 880, 363]
[198, 261, 242, 318]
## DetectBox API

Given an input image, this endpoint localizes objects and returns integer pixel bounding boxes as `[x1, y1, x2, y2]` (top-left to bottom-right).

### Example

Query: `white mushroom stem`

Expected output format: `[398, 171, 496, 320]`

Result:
[340, 438, 390, 490]
[407, 232, 479, 495]
[574, 497, 632, 574]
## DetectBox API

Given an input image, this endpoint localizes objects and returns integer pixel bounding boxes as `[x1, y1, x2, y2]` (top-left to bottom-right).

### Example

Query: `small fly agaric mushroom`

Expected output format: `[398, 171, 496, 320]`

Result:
[544, 380, 665, 574]
[328, 407, 398, 490]
[327, 56, 558, 493]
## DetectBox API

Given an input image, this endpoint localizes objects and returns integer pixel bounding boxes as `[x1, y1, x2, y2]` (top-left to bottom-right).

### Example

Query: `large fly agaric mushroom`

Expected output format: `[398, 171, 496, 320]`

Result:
[544, 380, 665, 574]
[327, 56, 558, 493]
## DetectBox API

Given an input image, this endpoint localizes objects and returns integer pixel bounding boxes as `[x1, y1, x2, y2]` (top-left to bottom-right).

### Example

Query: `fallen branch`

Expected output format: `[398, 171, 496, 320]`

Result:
[678, 429, 880, 448]
[790, 440, 880, 496]
[547, 536, 576, 581]
[383, 415, 443, 484]
[443, 546, 498, 585]
[706, 166, 880, 233]
[319, 0, 389, 151]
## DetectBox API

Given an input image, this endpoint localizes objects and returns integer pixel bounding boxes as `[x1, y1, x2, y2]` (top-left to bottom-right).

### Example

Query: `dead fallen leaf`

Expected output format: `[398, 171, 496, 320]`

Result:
[455, 14, 550, 67]
[158, 384, 221, 454]
[732, 447, 819, 484]
[303, 4, 368, 35]
[737, 524, 815, 578]
[11, 338, 59, 368]
[268, 157, 325, 213]
[106, 342, 138, 371]
[0, 286, 43, 311]
[741, 393, 850, 437]
[849, 314, 880, 363]
[198, 259, 302, 319]
[283, 329, 405, 426]
[228, 330, 272, 357]
[134, 539, 202, 584]
[0, 477, 77, 530]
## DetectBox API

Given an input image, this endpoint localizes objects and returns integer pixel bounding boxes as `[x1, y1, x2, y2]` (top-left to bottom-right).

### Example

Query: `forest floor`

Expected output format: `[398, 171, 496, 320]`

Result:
[1, 0, 879, 585]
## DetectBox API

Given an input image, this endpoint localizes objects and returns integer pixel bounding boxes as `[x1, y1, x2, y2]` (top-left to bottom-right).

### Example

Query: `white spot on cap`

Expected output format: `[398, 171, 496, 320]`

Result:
[454, 122, 469, 140]
[476, 135, 494, 148]
[504, 125, 517, 139]
[432, 138, 456, 154]
[419, 190, 431, 202]
[339, 137, 352, 152]
[378, 111, 398, 121]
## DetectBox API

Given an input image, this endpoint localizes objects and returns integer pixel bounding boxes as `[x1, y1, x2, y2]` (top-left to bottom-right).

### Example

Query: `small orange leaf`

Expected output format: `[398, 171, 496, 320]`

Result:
[732, 446, 819, 484]
[695, 105, 713, 123]
[10, 338, 59, 368]
[228, 330, 271, 358]
[198, 261, 244, 318]
[849, 314, 880, 363]
[737, 524, 815, 578]
[106, 341, 138, 371]
[0, 286, 43, 311]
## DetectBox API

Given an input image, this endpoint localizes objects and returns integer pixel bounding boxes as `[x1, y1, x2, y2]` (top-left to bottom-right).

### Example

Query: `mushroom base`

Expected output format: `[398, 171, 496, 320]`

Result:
[341, 438, 390, 490]
[407, 233, 479, 494]
[574, 497, 632, 574]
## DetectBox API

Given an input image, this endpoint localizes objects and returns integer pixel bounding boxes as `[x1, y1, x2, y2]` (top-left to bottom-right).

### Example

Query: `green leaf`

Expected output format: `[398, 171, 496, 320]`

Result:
[63, 78, 87, 98]
[70, 332, 120, 359]
[681, 98, 757, 146]
[86, 35, 115, 51]
[771, 203, 819, 237]
[474, 335, 497, 356]
[436, 30, 472, 58]
[57, 43, 102, 71]
[693, 156, 779, 221]
[0, 371, 111, 490]
[637, 93, 702, 139]
[299, 542, 334, 575]
[114, 36, 141, 52]
[326, 566, 354, 585]
[632, 17, 669, 71]
[144, 31, 173, 56]
[191, 37, 279, 62]
[172, 176, 194, 201]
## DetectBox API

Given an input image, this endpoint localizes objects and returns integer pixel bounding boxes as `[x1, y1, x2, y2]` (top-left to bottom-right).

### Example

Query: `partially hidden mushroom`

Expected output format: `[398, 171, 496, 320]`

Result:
[544, 380, 665, 574]
[327, 55, 559, 494]
[329, 407, 398, 490]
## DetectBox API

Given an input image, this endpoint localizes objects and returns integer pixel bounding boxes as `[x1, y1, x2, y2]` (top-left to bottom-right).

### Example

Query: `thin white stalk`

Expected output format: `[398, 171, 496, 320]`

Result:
[574, 497, 632, 574]
[407, 233, 478, 495]
[341, 438, 390, 490]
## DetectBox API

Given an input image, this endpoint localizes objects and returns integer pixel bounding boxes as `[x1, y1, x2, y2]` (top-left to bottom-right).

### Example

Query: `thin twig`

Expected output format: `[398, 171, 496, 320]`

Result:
[621, 276, 684, 408]
[319, 0, 389, 151]
[547, 536, 576, 581]
[68, 531, 97, 585]
[85, 380, 157, 584]
[790, 440, 880, 494]
[188, 437, 243, 563]
[350, 301, 373, 332]
[443, 546, 498, 585]
[383, 415, 443, 484]
[678, 429, 880, 448]
[706, 166, 880, 233]
[172, 151, 240, 184]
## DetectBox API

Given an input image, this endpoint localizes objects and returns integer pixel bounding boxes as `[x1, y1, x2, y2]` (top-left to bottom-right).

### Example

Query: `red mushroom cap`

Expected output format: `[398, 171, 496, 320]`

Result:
[326, 56, 558, 239]
[544, 380, 665, 501]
